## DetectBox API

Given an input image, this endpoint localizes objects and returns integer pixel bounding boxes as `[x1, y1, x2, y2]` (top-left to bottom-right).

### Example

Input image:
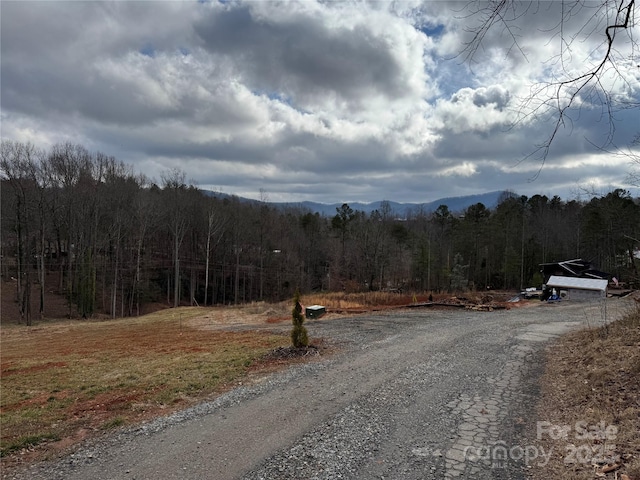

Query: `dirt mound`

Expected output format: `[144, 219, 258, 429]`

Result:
[262, 345, 321, 360]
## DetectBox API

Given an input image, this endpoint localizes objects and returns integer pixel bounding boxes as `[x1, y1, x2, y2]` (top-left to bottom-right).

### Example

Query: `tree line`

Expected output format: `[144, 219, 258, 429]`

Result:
[2, 140, 639, 325]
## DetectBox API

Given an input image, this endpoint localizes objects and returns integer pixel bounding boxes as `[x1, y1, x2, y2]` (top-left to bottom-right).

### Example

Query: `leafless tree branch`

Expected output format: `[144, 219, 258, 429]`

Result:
[461, 0, 637, 173]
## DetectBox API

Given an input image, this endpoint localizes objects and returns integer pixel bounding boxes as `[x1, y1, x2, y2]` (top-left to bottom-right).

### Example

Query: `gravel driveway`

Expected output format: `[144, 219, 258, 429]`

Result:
[6, 299, 630, 480]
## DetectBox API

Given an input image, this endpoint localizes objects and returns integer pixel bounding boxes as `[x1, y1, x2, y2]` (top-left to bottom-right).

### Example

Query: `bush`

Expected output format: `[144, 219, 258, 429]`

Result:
[290, 290, 309, 348]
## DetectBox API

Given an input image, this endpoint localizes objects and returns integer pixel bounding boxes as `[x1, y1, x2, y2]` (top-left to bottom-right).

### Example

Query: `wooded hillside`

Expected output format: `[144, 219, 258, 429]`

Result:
[2, 140, 639, 324]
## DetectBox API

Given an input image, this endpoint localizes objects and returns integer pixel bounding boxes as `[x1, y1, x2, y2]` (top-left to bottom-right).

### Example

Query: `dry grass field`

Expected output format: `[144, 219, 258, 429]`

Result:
[0, 306, 291, 464]
[533, 301, 640, 480]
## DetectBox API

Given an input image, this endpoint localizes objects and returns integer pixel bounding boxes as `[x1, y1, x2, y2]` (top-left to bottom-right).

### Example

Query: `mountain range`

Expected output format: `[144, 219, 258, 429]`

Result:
[206, 190, 507, 217]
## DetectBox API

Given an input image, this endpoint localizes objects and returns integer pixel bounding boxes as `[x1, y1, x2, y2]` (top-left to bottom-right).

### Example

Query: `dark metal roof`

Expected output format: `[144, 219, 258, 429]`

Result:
[540, 259, 610, 280]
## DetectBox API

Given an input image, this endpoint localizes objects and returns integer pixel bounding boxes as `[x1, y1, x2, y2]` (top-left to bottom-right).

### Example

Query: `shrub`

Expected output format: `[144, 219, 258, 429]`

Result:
[290, 289, 309, 348]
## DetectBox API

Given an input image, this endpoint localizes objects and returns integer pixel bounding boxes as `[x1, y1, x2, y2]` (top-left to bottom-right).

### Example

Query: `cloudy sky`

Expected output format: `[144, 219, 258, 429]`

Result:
[2, 0, 639, 204]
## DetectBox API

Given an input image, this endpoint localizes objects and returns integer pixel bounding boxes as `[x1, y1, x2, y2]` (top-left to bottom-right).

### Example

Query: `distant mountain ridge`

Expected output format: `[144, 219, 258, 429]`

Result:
[278, 191, 506, 217]
[205, 190, 507, 217]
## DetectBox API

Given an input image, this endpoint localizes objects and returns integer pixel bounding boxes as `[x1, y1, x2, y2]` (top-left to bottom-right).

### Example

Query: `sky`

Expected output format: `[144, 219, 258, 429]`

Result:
[2, 0, 639, 204]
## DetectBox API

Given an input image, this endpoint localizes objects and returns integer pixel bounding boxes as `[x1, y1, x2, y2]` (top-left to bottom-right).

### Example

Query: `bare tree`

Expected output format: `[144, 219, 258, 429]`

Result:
[203, 197, 226, 306]
[258, 188, 270, 301]
[29, 148, 49, 319]
[461, 0, 638, 170]
[0, 141, 42, 324]
[161, 168, 189, 308]
[45, 143, 96, 317]
[625, 132, 640, 185]
[97, 154, 139, 318]
[130, 176, 156, 316]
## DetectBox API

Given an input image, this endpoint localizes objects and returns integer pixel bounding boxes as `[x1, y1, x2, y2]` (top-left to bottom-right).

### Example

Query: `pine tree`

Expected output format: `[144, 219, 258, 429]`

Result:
[290, 289, 309, 348]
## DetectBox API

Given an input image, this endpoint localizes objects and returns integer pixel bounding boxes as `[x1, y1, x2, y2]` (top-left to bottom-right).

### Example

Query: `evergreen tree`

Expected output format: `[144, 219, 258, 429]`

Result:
[291, 289, 309, 348]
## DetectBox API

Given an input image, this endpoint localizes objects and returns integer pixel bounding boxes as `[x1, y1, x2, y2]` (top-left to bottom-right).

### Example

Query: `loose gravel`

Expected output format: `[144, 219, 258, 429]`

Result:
[3, 299, 630, 480]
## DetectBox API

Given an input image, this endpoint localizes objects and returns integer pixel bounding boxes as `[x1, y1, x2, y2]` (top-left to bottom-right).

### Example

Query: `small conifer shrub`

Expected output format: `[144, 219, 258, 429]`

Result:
[291, 289, 309, 348]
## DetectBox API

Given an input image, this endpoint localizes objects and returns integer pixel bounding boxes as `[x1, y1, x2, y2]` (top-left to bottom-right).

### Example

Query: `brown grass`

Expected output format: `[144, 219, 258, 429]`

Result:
[534, 303, 640, 480]
[302, 291, 431, 310]
[0, 307, 289, 464]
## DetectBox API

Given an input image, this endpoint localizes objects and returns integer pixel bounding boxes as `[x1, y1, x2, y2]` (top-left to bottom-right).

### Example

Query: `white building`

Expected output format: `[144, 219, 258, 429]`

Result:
[545, 275, 608, 301]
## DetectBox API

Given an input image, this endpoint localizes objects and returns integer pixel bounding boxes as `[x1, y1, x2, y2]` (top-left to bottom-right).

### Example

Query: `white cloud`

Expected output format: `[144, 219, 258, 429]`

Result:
[436, 161, 478, 178]
[1, 0, 637, 204]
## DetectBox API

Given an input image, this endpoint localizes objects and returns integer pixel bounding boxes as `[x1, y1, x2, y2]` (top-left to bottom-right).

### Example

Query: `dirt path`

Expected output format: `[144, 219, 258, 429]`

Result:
[5, 299, 630, 480]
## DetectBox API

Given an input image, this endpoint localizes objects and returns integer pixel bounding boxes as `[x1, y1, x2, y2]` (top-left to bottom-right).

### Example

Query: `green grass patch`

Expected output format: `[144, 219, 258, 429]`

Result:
[100, 417, 126, 430]
[0, 433, 60, 457]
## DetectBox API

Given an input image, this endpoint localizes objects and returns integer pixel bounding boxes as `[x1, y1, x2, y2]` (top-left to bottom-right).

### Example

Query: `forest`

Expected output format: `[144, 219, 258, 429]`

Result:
[2, 140, 639, 325]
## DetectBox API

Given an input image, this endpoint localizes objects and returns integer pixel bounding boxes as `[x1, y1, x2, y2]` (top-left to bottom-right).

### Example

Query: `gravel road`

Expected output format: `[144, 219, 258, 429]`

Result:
[5, 299, 630, 480]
